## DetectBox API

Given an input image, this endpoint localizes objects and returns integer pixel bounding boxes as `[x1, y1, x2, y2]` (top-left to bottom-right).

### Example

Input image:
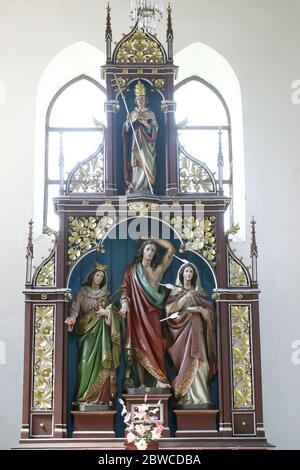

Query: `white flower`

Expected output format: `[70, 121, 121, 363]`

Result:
[139, 404, 148, 413]
[124, 412, 131, 423]
[136, 439, 148, 450]
[127, 431, 136, 443]
[151, 427, 162, 440]
[135, 424, 147, 437]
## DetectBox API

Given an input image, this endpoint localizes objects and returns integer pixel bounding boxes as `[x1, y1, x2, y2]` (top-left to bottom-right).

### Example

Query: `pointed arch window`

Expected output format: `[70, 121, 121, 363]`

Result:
[175, 76, 233, 225]
[44, 76, 107, 229]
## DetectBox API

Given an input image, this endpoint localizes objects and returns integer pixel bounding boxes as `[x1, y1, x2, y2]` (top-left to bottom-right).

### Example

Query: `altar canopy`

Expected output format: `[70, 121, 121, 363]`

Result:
[20, 4, 268, 450]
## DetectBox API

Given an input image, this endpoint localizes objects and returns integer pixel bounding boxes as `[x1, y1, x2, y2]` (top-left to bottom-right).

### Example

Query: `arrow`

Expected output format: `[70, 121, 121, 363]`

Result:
[157, 282, 189, 292]
[160, 312, 180, 322]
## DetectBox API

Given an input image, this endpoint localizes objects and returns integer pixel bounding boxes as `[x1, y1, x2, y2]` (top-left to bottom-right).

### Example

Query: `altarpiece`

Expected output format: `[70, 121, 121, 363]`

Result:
[19, 4, 269, 450]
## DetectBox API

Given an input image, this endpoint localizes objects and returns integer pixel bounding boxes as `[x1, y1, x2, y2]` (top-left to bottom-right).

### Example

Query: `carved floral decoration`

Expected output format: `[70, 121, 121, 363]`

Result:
[116, 29, 164, 63]
[68, 216, 115, 264]
[171, 216, 216, 265]
[230, 305, 253, 409]
[32, 305, 55, 410]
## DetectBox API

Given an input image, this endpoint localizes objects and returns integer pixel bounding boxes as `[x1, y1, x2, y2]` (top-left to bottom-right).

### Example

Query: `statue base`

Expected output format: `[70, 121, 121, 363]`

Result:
[125, 188, 151, 196]
[73, 403, 114, 412]
[124, 387, 171, 394]
[174, 407, 219, 437]
[71, 410, 116, 438]
[123, 391, 172, 437]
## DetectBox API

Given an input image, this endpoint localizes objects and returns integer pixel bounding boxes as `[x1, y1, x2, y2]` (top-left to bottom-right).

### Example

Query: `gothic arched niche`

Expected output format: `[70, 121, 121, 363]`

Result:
[114, 79, 166, 195]
[66, 216, 218, 437]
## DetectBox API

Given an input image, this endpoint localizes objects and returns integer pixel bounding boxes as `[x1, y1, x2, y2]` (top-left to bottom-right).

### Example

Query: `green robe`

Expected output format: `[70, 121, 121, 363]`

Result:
[70, 286, 121, 403]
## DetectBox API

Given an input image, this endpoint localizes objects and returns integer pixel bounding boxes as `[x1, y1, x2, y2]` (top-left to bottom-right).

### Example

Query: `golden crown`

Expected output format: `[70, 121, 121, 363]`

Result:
[95, 263, 107, 271]
[134, 80, 146, 97]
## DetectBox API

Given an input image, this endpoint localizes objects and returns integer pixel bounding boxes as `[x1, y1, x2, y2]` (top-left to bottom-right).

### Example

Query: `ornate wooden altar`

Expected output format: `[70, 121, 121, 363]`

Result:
[19, 5, 269, 450]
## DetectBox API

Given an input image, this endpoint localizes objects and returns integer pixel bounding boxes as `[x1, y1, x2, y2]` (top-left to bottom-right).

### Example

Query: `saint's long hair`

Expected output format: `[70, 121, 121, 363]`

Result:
[133, 240, 159, 268]
[178, 263, 198, 288]
[84, 269, 107, 289]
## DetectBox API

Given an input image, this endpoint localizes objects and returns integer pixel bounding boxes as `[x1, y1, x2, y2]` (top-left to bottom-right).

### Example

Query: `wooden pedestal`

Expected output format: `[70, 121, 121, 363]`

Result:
[174, 409, 219, 437]
[123, 390, 172, 437]
[71, 410, 116, 438]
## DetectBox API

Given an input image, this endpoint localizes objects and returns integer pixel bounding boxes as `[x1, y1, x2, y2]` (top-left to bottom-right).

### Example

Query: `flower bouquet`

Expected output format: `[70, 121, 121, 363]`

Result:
[119, 396, 164, 450]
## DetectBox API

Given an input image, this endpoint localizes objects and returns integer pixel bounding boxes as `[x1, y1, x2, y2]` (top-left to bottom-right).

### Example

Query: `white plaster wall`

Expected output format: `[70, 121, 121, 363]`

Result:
[0, 0, 299, 449]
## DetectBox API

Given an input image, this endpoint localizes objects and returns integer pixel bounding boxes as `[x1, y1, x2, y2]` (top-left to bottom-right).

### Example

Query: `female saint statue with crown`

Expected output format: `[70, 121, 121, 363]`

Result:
[122, 80, 158, 193]
[65, 264, 121, 405]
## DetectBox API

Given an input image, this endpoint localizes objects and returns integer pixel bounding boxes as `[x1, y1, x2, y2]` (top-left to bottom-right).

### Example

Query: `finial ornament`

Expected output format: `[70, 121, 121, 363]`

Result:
[250, 217, 258, 284]
[25, 219, 34, 285]
[134, 80, 146, 97]
[250, 216, 258, 258]
[27, 219, 33, 250]
[166, 2, 173, 60]
[106, 2, 112, 39]
[167, 3, 173, 36]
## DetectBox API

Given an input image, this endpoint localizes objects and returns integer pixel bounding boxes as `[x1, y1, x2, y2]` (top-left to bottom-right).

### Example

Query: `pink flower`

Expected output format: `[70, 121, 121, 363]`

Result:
[121, 395, 163, 448]
[151, 427, 162, 440]
[136, 439, 148, 450]
[156, 423, 164, 433]
[135, 424, 147, 436]
[139, 404, 148, 413]
[134, 403, 148, 419]
[135, 409, 147, 420]
[127, 431, 136, 443]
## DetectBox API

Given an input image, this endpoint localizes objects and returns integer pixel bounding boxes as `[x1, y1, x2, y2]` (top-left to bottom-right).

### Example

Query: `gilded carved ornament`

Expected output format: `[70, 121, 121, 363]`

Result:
[34, 226, 58, 288]
[171, 216, 217, 266]
[226, 223, 250, 287]
[116, 29, 164, 64]
[70, 155, 105, 193]
[179, 154, 214, 194]
[230, 305, 253, 409]
[67, 216, 116, 265]
[128, 201, 158, 215]
[32, 306, 55, 410]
